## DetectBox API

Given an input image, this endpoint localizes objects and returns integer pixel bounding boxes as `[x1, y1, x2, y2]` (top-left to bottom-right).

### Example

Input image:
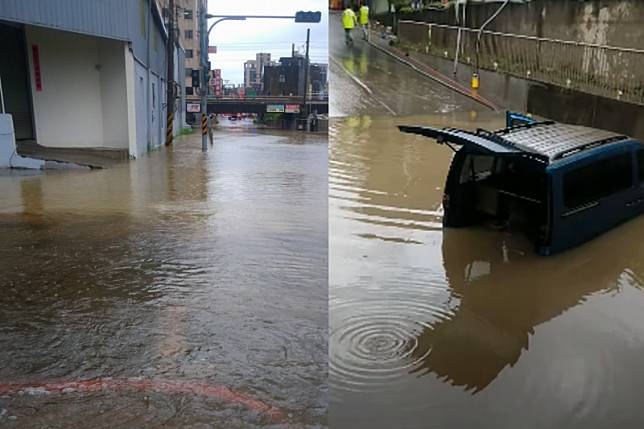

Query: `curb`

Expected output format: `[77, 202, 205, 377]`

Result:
[366, 34, 501, 112]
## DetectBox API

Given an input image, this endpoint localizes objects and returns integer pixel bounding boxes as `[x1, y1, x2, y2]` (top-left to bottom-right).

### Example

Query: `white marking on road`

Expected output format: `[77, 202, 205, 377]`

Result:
[331, 57, 397, 116]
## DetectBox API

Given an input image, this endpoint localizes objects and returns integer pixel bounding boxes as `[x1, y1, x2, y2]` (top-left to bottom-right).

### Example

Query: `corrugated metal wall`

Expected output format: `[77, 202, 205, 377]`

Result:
[0, 0, 131, 41]
[0, 0, 167, 77]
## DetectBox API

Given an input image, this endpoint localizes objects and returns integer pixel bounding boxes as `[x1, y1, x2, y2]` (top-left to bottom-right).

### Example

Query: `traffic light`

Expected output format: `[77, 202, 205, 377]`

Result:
[191, 69, 200, 87]
[295, 11, 321, 23]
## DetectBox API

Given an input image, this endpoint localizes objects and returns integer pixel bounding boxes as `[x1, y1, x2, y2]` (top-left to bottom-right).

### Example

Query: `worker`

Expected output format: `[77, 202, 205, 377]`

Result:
[342, 5, 357, 46]
[359, 2, 370, 40]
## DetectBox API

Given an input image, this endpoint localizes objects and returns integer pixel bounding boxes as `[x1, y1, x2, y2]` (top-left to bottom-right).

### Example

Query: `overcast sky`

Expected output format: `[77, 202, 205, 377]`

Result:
[206, 0, 328, 85]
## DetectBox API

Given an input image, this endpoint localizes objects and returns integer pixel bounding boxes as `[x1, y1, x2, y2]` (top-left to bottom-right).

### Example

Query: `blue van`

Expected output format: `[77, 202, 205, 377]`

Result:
[400, 113, 644, 255]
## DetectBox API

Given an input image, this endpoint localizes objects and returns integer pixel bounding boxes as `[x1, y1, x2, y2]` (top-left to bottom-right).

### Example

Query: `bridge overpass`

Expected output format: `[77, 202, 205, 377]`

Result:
[186, 96, 329, 115]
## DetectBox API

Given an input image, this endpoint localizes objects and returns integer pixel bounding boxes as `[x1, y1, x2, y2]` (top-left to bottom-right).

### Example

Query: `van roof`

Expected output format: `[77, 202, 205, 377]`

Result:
[399, 121, 630, 164]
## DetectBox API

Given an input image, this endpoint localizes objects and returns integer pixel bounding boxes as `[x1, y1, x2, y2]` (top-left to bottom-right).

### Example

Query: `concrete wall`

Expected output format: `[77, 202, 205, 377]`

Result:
[412, 49, 644, 142]
[388, 0, 644, 49]
[25, 26, 129, 149]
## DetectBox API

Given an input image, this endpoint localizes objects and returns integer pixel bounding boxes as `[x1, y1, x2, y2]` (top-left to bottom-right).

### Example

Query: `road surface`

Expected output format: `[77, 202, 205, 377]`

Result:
[329, 12, 486, 117]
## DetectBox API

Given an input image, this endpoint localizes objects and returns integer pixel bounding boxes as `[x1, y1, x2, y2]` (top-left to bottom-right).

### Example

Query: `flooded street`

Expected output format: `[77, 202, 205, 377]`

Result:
[0, 120, 327, 428]
[329, 12, 485, 117]
[329, 112, 644, 429]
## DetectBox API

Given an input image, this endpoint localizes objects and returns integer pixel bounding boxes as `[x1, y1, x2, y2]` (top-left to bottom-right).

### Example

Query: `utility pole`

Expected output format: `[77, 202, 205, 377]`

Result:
[165, 0, 175, 146]
[200, 1, 208, 152]
[303, 28, 310, 117]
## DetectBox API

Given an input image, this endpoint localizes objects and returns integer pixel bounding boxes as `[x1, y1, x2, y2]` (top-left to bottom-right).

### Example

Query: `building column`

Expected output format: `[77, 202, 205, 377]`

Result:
[124, 44, 138, 158]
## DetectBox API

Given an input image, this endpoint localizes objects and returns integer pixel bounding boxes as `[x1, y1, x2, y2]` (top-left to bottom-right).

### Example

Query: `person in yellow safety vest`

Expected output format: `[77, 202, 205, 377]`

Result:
[342, 6, 357, 46]
[359, 2, 369, 40]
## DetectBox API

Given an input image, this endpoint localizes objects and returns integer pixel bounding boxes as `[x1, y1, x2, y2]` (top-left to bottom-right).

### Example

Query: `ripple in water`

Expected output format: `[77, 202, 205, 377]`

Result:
[330, 290, 456, 394]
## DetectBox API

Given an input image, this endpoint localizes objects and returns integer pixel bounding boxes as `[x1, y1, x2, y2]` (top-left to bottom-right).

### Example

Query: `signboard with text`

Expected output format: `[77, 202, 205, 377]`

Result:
[187, 103, 201, 113]
[266, 104, 285, 113]
[285, 104, 300, 113]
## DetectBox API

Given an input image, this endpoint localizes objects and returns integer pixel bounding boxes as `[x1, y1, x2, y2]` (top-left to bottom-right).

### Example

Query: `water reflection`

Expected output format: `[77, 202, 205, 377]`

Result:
[415, 228, 644, 393]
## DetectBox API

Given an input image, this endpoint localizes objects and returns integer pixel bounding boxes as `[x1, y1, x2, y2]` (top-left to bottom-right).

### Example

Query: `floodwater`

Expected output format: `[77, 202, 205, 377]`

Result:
[329, 112, 644, 429]
[329, 12, 485, 117]
[0, 119, 327, 428]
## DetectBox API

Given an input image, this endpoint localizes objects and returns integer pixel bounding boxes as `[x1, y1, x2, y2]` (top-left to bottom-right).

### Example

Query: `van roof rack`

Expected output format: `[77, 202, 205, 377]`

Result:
[399, 121, 628, 163]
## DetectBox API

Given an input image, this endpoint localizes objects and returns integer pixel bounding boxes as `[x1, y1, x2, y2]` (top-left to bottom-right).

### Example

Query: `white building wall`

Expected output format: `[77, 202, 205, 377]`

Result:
[26, 26, 104, 148]
[98, 39, 129, 149]
[25, 26, 130, 150]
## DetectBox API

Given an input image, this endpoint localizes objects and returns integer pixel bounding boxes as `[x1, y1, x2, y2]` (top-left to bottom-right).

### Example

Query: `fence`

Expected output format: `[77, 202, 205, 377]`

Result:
[398, 20, 644, 106]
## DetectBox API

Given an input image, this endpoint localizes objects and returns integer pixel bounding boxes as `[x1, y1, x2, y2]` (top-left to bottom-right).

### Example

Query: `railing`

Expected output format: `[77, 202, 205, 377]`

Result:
[398, 20, 644, 106]
[197, 94, 329, 102]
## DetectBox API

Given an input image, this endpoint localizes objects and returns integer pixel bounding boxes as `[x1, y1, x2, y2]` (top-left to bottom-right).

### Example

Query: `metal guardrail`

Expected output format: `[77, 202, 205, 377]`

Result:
[398, 20, 644, 105]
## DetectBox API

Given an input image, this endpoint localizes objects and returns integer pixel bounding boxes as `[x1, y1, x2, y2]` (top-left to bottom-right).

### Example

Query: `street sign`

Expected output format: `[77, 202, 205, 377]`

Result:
[266, 104, 285, 113]
[187, 103, 201, 113]
[208, 46, 217, 54]
[285, 104, 300, 113]
[295, 11, 321, 23]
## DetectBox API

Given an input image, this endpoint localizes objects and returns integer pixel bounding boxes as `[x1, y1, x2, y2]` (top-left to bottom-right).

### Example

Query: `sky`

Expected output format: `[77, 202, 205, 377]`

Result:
[206, 0, 329, 85]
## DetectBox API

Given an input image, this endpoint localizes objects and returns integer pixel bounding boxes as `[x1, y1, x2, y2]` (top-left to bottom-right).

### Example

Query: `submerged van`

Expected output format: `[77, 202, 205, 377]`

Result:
[400, 113, 644, 255]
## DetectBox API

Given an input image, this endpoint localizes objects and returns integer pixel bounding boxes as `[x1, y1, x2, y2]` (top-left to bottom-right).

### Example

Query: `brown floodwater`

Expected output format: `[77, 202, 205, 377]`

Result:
[0, 122, 327, 428]
[329, 112, 644, 429]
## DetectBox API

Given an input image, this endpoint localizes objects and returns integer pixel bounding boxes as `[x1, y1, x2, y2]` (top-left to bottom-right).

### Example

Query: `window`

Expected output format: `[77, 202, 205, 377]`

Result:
[638, 150, 644, 184]
[563, 153, 632, 208]
[185, 30, 193, 39]
[459, 154, 494, 184]
[185, 68, 192, 78]
[185, 86, 194, 95]
[162, 7, 168, 18]
[183, 9, 193, 19]
[185, 49, 193, 58]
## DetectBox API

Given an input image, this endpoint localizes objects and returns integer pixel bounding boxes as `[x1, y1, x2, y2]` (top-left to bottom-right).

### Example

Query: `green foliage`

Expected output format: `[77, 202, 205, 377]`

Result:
[262, 112, 284, 121]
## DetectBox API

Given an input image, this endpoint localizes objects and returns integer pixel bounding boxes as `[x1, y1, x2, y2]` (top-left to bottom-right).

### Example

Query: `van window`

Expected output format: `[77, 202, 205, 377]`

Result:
[638, 150, 644, 184]
[459, 154, 494, 184]
[563, 153, 632, 208]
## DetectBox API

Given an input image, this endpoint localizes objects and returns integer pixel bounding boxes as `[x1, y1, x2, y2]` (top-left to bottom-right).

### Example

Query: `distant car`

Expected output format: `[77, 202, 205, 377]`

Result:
[229, 115, 237, 121]
[400, 112, 644, 255]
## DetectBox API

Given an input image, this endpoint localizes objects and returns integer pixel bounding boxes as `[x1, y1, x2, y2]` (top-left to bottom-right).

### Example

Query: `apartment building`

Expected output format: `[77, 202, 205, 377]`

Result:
[244, 53, 276, 92]
[157, 0, 206, 96]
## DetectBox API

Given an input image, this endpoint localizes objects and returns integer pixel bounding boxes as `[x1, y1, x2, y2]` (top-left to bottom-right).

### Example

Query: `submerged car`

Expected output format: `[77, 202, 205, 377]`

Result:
[400, 113, 644, 255]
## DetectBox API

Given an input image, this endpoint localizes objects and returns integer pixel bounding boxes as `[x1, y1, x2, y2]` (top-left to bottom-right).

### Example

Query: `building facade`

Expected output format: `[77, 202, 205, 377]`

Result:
[157, 0, 206, 96]
[244, 53, 276, 92]
[0, 0, 187, 161]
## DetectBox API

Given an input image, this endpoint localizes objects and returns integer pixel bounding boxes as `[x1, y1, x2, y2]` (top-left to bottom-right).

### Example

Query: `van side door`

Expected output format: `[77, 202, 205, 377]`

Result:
[549, 147, 636, 253]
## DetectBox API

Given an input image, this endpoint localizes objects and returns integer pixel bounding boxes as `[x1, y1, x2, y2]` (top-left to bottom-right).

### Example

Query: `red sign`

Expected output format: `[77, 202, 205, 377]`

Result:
[32, 45, 42, 91]
[285, 104, 300, 113]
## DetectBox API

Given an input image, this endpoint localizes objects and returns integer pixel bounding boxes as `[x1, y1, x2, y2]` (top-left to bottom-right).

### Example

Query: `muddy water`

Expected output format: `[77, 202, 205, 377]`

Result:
[329, 113, 644, 429]
[0, 127, 327, 428]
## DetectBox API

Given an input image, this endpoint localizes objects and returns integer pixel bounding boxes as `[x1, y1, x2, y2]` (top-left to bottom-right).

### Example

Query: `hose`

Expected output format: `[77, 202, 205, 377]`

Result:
[475, 0, 510, 74]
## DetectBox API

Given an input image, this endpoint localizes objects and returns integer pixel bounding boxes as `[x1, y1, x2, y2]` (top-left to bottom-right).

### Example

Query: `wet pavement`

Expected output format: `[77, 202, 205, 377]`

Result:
[329, 112, 644, 429]
[329, 12, 486, 117]
[0, 119, 327, 428]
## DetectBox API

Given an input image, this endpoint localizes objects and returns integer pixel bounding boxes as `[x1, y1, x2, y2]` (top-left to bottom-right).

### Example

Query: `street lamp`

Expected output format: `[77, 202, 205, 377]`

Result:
[199, 9, 322, 151]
